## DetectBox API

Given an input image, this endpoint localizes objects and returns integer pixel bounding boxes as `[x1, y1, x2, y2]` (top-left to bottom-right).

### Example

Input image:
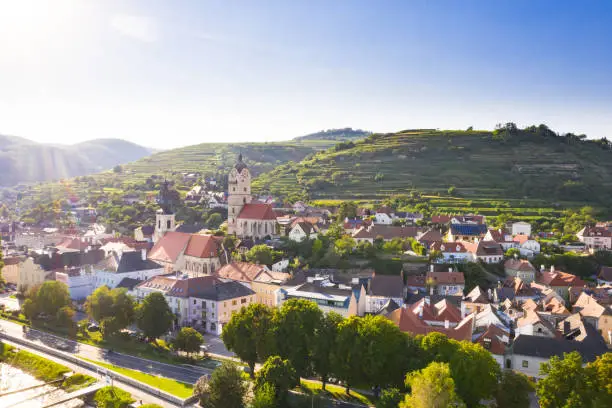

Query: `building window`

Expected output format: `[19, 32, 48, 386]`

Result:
[243, 187, 247, 192]
[233, 187, 235, 192]
[158, 220, 161, 229]
[193, 299, 196, 305]
[232, 300, 237, 306]
[241, 298, 247, 304]
[167, 220, 171, 229]
[522, 360, 528, 368]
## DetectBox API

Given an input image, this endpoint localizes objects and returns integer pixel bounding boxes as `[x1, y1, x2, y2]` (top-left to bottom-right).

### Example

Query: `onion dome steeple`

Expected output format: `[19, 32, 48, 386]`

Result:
[235, 152, 248, 172]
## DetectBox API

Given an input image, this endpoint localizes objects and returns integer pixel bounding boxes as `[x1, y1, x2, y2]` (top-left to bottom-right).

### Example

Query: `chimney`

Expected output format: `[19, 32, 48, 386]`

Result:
[540, 264, 545, 272]
[430, 286, 434, 296]
[444, 319, 449, 329]
[141, 248, 147, 261]
[448, 267, 452, 273]
[550, 265, 555, 273]
[430, 264, 434, 273]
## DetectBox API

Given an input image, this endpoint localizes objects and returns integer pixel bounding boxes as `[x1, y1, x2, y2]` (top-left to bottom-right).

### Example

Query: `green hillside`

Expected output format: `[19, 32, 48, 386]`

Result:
[253, 127, 612, 207]
[293, 128, 371, 142]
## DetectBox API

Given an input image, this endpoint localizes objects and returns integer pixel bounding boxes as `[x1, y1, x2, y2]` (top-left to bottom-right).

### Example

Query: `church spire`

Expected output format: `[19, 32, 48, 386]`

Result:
[235, 152, 248, 172]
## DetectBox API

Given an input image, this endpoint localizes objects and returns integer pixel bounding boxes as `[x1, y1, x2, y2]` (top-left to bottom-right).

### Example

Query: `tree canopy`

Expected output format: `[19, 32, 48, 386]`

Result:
[401, 362, 465, 408]
[196, 362, 247, 408]
[136, 292, 174, 341]
[173, 327, 204, 357]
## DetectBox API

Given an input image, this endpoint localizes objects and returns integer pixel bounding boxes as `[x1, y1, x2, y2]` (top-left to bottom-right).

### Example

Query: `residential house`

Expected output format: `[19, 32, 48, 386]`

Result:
[484, 229, 516, 251]
[365, 274, 405, 314]
[134, 274, 255, 335]
[511, 222, 532, 237]
[509, 327, 608, 378]
[352, 225, 419, 244]
[425, 270, 465, 295]
[251, 269, 291, 307]
[397, 212, 423, 224]
[374, 206, 395, 225]
[515, 309, 559, 337]
[504, 259, 537, 283]
[134, 225, 154, 242]
[417, 229, 443, 248]
[537, 266, 586, 298]
[93, 249, 165, 293]
[343, 218, 369, 234]
[576, 226, 612, 251]
[450, 215, 486, 225]
[288, 222, 319, 242]
[429, 242, 471, 264]
[461, 286, 490, 317]
[463, 240, 504, 264]
[271, 259, 289, 272]
[431, 215, 452, 225]
[473, 323, 510, 367]
[1, 256, 22, 286]
[281, 277, 366, 317]
[572, 292, 612, 344]
[386, 301, 473, 341]
[445, 224, 488, 242]
[16, 257, 48, 293]
[214, 262, 269, 288]
[513, 235, 540, 257]
[292, 201, 308, 214]
[597, 266, 612, 286]
[56, 267, 97, 300]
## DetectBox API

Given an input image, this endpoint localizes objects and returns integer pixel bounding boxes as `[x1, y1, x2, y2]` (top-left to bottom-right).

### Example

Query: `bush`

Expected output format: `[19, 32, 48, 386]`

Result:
[93, 386, 135, 408]
[62, 373, 96, 392]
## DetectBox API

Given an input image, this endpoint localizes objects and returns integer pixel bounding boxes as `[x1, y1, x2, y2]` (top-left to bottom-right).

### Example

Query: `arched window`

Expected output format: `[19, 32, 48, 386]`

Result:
[158, 220, 161, 229]
[167, 220, 171, 229]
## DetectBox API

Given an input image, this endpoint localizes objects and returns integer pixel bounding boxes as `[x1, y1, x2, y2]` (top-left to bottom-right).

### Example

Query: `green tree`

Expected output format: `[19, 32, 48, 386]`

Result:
[495, 370, 533, 408]
[336, 201, 358, 221]
[56, 306, 76, 330]
[206, 213, 223, 229]
[246, 245, 275, 266]
[312, 311, 343, 390]
[222, 303, 275, 377]
[359, 315, 408, 388]
[428, 249, 443, 263]
[198, 362, 247, 408]
[136, 292, 174, 341]
[250, 382, 276, 408]
[255, 356, 297, 406]
[505, 248, 521, 259]
[173, 327, 204, 357]
[449, 341, 500, 407]
[401, 362, 465, 408]
[377, 388, 403, 408]
[36, 281, 71, 317]
[85, 287, 135, 338]
[22, 298, 38, 320]
[273, 299, 323, 381]
[447, 185, 457, 196]
[93, 386, 134, 408]
[113, 165, 123, 173]
[537, 351, 612, 408]
[334, 235, 355, 257]
[333, 316, 365, 394]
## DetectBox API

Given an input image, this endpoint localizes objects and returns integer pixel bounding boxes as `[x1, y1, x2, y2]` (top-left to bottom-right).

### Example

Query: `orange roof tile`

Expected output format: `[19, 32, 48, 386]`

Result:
[215, 262, 268, 283]
[238, 203, 277, 220]
[184, 235, 221, 259]
[148, 231, 192, 264]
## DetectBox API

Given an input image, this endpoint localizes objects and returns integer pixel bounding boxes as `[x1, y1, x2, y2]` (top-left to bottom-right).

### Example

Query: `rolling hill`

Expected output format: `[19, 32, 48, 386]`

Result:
[253, 128, 612, 206]
[0, 134, 153, 186]
[293, 128, 371, 142]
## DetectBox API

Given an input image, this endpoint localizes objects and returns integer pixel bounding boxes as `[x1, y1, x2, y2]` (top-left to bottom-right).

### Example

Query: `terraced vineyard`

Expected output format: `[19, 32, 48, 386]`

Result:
[253, 129, 612, 209]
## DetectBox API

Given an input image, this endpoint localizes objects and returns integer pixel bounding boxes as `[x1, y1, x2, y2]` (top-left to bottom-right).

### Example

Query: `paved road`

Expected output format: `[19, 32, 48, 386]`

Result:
[0, 292, 20, 311]
[0, 319, 211, 385]
[202, 333, 235, 357]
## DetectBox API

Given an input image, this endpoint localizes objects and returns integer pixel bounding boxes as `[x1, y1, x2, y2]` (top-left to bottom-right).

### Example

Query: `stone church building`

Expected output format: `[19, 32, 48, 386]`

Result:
[227, 154, 278, 239]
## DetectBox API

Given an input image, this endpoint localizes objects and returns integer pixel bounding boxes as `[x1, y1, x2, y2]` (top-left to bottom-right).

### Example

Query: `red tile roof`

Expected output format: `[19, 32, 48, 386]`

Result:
[504, 259, 536, 273]
[426, 271, 465, 285]
[352, 225, 419, 240]
[56, 238, 89, 251]
[184, 235, 222, 259]
[430, 242, 467, 253]
[474, 324, 508, 355]
[431, 215, 452, 224]
[513, 234, 531, 245]
[148, 231, 192, 264]
[387, 307, 473, 341]
[538, 270, 585, 288]
[238, 203, 277, 220]
[215, 262, 268, 283]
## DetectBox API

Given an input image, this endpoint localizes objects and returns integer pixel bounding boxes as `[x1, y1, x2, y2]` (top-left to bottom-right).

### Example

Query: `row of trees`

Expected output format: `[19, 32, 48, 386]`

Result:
[221, 300, 506, 407]
[19, 281, 204, 356]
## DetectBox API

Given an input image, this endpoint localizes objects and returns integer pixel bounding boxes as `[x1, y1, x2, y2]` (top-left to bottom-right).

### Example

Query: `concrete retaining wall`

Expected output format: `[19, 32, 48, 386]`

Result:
[0, 332, 199, 407]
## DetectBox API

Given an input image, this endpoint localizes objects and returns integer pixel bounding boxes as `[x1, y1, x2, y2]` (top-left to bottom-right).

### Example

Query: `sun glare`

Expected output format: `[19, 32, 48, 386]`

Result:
[0, 0, 79, 55]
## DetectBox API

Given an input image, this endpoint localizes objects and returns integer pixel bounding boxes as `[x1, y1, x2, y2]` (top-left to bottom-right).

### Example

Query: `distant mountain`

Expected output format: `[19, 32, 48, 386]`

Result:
[0, 134, 153, 186]
[293, 128, 371, 142]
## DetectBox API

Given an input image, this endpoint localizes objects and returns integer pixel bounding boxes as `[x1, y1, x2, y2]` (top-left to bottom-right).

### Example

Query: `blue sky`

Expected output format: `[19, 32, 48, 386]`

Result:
[0, 0, 610, 148]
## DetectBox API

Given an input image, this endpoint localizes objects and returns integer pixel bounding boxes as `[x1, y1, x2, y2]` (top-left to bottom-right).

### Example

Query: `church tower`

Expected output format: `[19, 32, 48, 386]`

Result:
[227, 153, 252, 235]
[154, 180, 176, 243]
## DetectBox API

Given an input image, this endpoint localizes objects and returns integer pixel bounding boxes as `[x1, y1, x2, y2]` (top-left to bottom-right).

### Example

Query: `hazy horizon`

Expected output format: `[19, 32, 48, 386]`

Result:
[1, 0, 611, 149]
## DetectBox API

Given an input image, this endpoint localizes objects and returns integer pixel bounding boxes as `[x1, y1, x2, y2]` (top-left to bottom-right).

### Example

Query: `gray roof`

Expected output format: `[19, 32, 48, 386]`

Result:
[512, 324, 607, 362]
[116, 277, 141, 290]
[293, 282, 354, 298]
[376, 299, 400, 315]
[191, 280, 255, 301]
[117, 251, 163, 273]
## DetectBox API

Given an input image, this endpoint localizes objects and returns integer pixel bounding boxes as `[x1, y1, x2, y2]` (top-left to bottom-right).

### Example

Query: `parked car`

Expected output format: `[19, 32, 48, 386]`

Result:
[87, 323, 100, 332]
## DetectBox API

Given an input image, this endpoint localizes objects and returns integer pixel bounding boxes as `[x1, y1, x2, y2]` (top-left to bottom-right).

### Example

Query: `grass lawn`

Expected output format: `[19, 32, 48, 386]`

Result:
[80, 357, 193, 399]
[297, 379, 374, 406]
